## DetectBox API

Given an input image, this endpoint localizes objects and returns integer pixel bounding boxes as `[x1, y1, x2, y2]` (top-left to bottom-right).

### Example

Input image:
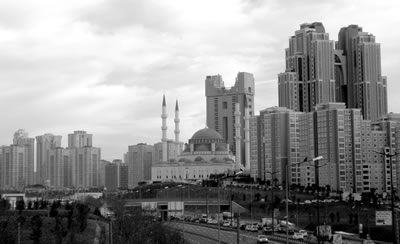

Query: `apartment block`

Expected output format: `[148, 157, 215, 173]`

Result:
[205, 72, 255, 167]
[126, 143, 153, 187]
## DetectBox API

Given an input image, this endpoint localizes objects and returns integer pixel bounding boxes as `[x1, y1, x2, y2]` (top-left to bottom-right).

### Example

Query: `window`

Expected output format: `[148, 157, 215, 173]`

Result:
[223, 102, 227, 109]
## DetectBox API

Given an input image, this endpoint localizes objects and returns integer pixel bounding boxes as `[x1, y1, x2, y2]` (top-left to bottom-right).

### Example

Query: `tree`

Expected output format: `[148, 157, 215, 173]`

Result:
[77, 203, 90, 232]
[94, 207, 101, 216]
[52, 215, 68, 244]
[30, 214, 42, 244]
[112, 207, 185, 244]
[49, 201, 59, 217]
[16, 198, 25, 214]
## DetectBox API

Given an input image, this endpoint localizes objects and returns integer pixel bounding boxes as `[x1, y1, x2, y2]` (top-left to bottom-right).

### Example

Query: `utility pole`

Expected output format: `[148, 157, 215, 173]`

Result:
[374, 150, 398, 244]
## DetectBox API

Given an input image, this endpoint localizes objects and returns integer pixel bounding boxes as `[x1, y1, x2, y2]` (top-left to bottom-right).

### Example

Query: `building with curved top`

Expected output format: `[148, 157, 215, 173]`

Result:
[151, 127, 237, 182]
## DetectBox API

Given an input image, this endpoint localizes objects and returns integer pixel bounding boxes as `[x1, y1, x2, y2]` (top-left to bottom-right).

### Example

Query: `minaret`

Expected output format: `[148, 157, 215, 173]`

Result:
[244, 107, 251, 171]
[161, 94, 168, 162]
[234, 103, 242, 169]
[174, 99, 180, 158]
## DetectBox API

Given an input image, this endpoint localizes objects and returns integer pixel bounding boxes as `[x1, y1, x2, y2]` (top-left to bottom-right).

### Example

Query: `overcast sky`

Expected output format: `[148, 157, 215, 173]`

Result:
[1, 0, 399, 161]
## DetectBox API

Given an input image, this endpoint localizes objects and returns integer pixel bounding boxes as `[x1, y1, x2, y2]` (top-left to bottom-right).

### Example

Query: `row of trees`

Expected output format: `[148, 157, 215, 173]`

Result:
[108, 198, 186, 244]
[0, 197, 92, 244]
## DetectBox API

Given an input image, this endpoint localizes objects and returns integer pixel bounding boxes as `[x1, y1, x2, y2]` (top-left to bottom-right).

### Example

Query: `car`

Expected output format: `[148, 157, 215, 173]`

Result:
[292, 232, 304, 240]
[257, 235, 269, 243]
[304, 200, 312, 204]
[263, 226, 273, 234]
[299, 229, 308, 237]
[245, 224, 258, 232]
[223, 221, 231, 227]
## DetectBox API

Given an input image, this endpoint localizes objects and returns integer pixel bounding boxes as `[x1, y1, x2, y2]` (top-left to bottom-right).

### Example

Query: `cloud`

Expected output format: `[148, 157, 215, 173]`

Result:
[81, 0, 181, 34]
[0, 0, 399, 160]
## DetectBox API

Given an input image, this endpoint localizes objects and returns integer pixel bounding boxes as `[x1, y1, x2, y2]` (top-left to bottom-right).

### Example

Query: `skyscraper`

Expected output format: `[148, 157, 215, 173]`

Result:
[48, 147, 69, 188]
[68, 130, 92, 148]
[205, 72, 255, 167]
[0, 145, 26, 190]
[337, 25, 387, 121]
[105, 163, 118, 192]
[36, 133, 62, 184]
[278, 22, 336, 112]
[126, 143, 153, 187]
[119, 163, 128, 189]
[13, 129, 35, 185]
[257, 107, 307, 186]
[68, 131, 101, 189]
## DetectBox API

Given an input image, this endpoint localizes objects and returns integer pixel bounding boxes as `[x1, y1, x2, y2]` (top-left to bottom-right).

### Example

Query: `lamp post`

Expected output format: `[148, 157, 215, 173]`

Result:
[374, 150, 398, 244]
[286, 156, 323, 244]
[265, 170, 279, 234]
[178, 185, 185, 239]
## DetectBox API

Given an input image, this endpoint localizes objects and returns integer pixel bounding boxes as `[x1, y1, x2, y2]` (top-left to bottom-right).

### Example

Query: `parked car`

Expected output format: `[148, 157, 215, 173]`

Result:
[292, 232, 304, 240]
[263, 226, 273, 234]
[299, 229, 308, 237]
[256, 235, 269, 243]
[245, 224, 258, 232]
[223, 220, 231, 227]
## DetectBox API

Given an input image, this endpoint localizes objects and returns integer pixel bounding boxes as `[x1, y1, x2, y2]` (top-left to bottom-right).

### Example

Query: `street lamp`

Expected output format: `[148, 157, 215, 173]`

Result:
[285, 156, 323, 244]
[217, 171, 243, 244]
[177, 184, 185, 239]
[265, 170, 280, 234]
[374, 150, 398, 244]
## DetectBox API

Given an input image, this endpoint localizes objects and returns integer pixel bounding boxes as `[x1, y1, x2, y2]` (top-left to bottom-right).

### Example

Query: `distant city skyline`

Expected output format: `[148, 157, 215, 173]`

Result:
[1, 0, 399, 160]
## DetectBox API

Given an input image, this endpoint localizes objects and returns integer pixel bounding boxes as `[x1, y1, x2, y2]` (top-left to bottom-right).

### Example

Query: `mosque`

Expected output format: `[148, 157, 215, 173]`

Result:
[151, 95, 241, 182]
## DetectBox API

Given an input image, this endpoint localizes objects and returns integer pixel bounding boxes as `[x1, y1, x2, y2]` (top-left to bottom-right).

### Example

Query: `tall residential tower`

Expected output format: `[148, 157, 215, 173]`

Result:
[278, 22, 336, 112]
[205, 72, 255, 168]
[336, 25, 387, 121]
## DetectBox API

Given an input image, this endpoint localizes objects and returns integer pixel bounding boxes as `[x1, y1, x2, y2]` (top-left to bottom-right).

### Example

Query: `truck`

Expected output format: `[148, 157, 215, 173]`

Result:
[260, 218, 279, 227]
[316, 225, 332, 241]
[278, 221, 295, 234]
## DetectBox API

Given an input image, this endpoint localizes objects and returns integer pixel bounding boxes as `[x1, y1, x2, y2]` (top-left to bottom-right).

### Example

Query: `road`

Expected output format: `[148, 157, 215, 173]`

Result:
[167, 222, 281, 244]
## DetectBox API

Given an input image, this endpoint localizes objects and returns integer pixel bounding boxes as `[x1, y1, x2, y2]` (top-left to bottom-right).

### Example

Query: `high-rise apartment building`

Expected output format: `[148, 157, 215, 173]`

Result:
[367, 114, 400, 194]
[337, 25, 387, 121]
[68, 130, 92, 148]
[13, 129, 35, 185]
[48, 147, 70, 188]
[313, 103, 363, 193]
[36, 133, 62, 184]
[68, 131, 101, 189]
[256, 107, 307, 187]
[126, 143, 153, 187]
[278, 22, 336, 113]
[105, 163, 118, 192]
[69, 146, 101, 189]
[205, 72, 255, 168]
[119, 163, 128, 189]
[0, 145, 26, 190]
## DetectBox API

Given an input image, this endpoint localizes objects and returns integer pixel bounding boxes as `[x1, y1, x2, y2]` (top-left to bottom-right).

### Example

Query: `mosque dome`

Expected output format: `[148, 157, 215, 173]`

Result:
[190, 128, 223, 141]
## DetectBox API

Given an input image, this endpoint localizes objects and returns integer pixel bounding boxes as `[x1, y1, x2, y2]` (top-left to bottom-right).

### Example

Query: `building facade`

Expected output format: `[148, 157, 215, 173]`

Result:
[278, 22, 336, 113]
[337, 25, 387, 121]
[127, 143, 153, 187]
[105, 163, 118, 192]
[0, 145, 26, 190]
[119, 163, 128, 189]
[152, 128, 236, 182]
[205, 72, 255, 168]
[13, 129, 35, 185]
[36, 133, 62, 185]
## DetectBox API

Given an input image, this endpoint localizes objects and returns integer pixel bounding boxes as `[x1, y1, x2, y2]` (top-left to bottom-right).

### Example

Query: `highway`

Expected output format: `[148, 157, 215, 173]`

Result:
[167, 222, 284, 244]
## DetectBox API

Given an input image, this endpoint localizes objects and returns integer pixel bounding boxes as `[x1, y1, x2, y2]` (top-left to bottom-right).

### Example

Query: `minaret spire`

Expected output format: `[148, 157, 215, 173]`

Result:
[174, 99, 180, 158]
[234, 103, 242, 169]
[161, 94, 168, 162]
[244, 107, 251, 171]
